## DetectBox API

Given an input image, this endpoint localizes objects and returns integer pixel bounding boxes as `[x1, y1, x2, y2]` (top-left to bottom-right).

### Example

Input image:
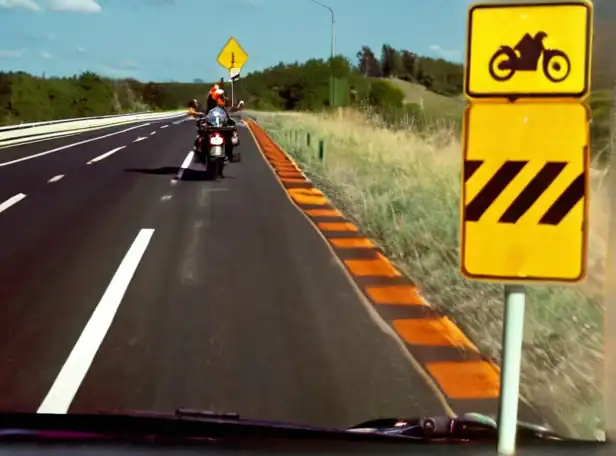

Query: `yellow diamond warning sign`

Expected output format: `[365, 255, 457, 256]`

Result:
[217, 37, 248, 71]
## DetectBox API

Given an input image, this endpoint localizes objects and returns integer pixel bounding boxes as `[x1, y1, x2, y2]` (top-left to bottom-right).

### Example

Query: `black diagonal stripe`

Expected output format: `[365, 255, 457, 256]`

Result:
[465, 161, 527, 222]
[464, 160, 483, 182]
[539, 172, 585, 225]
[498, 162, 566, 224]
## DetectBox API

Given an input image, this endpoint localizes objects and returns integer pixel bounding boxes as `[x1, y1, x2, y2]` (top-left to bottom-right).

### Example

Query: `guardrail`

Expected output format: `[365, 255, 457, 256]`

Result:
[0, 110, 183, 133]
[0, 111, 188, 147]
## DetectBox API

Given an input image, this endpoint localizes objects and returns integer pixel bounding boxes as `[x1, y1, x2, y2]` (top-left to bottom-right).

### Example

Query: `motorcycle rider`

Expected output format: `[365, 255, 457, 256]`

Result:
[188, 98, 205, 117]
[196, 81, 238, 163]
[190, 98, 205, 155]
[207, 82, 237, 127]
[206, 79, 226, 111]
[513, 31, 547, 67]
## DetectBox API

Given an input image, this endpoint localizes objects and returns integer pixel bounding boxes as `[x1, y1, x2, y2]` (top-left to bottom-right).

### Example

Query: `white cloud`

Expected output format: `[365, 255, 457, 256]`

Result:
[429, 44, 461, 61]
[0, 0, 102, 12]
[40, 51, 53, 58]
[118, 59, 140, 70]
[0, 49, 27, 58]
[225, 0, 261, 7]
[0, 0, 42, 11]
[98, 63, 141, 79]
[76, 46, 85, 53]
[46, 0, 101, 13]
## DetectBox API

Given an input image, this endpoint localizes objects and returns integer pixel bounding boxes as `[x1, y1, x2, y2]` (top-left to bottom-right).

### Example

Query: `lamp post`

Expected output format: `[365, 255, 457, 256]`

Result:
[309, 0, 335, 60]
[309, 0, 336, 106]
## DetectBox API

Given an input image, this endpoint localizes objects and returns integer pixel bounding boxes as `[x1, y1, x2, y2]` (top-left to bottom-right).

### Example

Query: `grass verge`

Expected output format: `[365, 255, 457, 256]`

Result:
[248, 108, 606, 441]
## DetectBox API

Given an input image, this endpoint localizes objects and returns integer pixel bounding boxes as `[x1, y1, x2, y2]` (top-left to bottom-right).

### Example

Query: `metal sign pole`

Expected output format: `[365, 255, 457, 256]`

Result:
[216, 36, 248, 108]
[460, 0, 593, 456]
[497, 284, 526, 455]
[461, 3, 593, 452]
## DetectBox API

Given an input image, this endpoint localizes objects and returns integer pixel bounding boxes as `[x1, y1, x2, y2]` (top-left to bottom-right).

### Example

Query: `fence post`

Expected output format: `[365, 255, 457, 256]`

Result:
[318, 140, 325, 162]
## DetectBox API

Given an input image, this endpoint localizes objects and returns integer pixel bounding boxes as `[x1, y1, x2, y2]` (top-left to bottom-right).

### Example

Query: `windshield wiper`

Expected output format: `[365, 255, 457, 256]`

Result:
[348, 413, 565, 442]
[175, 408, 240, 420]
[101, 409, 570, 442]
[0, 410, 582, 444]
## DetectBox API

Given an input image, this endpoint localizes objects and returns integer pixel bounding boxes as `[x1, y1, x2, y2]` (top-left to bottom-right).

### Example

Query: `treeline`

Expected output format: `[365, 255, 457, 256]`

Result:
[233, 43, 464, 110]
[0, 71, 207, 125]
[0, 43, 464, 125]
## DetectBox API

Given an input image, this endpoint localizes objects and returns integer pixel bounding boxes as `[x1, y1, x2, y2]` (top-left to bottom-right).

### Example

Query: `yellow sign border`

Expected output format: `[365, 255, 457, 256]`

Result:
[216, 36, 248, 71]
[458, 103, 591, 284]
[464, 0, 593, 102]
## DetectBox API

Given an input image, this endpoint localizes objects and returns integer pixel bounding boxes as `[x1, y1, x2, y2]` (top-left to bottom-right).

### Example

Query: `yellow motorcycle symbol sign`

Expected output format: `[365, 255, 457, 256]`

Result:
[488, 32, 571, 83]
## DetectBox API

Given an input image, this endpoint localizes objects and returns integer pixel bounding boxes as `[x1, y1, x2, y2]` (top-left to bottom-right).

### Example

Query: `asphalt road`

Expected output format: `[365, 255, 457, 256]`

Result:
[0, 116, 450, 428]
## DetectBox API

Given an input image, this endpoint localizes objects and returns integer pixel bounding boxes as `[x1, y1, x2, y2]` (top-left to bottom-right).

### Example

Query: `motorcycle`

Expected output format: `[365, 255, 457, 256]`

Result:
[488, 33, 571, 83]
[194, 107, 239, 179]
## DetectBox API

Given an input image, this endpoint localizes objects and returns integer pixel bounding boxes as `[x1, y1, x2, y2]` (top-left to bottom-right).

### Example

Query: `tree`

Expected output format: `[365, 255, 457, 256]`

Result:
[356, 46, 381, 77]
[380, 44, 403, 78]
[400, 50, 418, 81]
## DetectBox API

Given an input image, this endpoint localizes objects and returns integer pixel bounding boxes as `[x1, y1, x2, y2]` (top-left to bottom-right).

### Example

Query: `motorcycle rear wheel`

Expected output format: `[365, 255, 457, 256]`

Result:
[488, 48, 516, 82]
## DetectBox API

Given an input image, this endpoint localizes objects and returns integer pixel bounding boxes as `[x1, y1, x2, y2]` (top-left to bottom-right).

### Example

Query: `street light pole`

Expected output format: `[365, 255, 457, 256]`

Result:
[309, 0, 335, 60]
[309, 0, 336, 106]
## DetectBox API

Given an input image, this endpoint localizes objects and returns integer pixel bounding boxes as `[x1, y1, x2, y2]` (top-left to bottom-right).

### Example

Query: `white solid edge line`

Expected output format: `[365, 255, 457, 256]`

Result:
[47, 174, 64, 183]
[180, 151, 194, 170]
[173, 151, 194, 182]
[0, 123, 151, 168]
[37, 228, 155, 414]
[87, 146, 126, 164]
[0, 193, 26, 214]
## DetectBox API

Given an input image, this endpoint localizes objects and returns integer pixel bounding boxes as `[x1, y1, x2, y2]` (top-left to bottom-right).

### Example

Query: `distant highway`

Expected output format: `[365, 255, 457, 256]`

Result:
[0, 115, 546, 430]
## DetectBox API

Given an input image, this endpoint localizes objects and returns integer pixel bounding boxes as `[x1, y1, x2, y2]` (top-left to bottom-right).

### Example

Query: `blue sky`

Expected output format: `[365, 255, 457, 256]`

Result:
[0, 0, 472, 82]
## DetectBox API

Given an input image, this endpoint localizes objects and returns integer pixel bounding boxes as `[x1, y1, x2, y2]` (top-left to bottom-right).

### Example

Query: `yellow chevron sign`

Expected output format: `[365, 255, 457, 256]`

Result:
[460, 102, 589, 282]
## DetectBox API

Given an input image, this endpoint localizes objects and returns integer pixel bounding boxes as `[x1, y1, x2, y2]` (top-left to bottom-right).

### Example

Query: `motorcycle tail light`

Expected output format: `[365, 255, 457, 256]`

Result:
[209, 133, 224, 146]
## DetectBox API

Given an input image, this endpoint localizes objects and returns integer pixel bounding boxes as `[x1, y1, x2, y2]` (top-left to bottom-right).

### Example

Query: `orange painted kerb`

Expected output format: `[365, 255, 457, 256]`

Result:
[244, 117, 503, 403]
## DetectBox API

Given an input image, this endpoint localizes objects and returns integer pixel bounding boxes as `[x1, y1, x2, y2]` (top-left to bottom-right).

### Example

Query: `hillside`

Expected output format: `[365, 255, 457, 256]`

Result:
[384, 78, 464, 118]
[0, 34, 610, 135]
[0, 43, 464, 126]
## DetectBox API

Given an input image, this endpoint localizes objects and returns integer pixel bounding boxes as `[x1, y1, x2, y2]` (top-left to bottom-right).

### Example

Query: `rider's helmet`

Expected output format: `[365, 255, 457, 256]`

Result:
[188, 98, 198, 109]
[534, 31, 548, 41]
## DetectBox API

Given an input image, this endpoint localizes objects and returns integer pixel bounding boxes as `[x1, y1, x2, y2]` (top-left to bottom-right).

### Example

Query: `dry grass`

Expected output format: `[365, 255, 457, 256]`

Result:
[249, 108, 607, 440]
[385, 78, 465, 118]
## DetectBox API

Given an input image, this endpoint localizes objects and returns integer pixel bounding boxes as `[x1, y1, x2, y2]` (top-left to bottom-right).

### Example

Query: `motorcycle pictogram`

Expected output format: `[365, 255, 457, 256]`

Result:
[488, 31, 571, 83]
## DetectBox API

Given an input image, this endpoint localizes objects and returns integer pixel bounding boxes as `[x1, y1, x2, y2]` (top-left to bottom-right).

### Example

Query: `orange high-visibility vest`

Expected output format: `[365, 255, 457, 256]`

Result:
[210, 86, 225, 107]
